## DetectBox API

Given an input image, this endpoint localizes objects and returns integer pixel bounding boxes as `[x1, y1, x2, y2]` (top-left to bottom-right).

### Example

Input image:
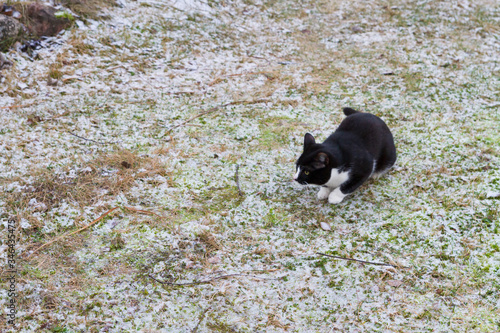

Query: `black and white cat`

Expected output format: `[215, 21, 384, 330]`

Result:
[294, 107, 396, 204]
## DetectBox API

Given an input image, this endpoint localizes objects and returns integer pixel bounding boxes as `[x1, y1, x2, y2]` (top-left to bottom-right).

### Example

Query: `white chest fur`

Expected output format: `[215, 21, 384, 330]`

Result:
[324, 168, 349, 189]
[293, 166, 301, 180]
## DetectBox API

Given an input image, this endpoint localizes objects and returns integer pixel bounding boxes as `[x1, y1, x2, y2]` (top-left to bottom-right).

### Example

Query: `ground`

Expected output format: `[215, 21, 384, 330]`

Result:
[1, 0, 499, 332]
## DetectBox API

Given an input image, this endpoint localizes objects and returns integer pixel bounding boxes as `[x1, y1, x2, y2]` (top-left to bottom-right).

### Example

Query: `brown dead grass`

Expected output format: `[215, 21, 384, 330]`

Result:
[48, 63, 64, 80]
[198, 231, 222, 253]
[267, 313, 291, 330]
[5, 149, 168, 215]
[9, 240, 138, 332]
[60, 0, 116, 20]
[67, 33, 96, 55]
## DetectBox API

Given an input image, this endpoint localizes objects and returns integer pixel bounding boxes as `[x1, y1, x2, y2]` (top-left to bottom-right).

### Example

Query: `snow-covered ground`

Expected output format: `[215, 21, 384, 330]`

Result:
[1, 0, 499, 331]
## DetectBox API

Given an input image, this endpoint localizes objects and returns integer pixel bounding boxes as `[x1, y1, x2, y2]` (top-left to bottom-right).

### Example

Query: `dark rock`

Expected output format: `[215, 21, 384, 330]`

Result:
[0, 15, 24, 51]
[25, 3, 72, 37]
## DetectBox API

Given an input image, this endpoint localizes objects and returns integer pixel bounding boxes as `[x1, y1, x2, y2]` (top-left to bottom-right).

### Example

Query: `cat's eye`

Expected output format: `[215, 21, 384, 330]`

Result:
[304, 171, 310, 175]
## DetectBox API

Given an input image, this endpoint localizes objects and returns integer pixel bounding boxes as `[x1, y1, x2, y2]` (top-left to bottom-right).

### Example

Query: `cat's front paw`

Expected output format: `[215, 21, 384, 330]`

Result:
[328, 188, 346, 204]
[317, 187, 331, 200]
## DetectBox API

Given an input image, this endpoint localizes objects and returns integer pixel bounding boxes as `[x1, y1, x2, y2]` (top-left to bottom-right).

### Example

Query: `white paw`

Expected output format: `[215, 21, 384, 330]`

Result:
[328, 188, 346, 204]
[317, 187, 331, 200]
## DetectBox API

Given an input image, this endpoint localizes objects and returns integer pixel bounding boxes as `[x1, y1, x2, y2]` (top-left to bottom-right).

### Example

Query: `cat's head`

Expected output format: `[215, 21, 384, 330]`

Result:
[294, 133, 334, 185]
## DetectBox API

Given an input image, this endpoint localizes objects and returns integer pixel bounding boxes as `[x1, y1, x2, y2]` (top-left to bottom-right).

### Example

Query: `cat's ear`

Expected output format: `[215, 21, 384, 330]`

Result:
[304, 133, 315, 147]
[312, 152, 329, 169]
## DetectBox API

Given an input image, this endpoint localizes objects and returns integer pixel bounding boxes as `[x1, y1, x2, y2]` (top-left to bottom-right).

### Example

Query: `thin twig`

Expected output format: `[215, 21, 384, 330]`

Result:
[316, 252, 407, 268]
[124, 206, 164, 219]
[148, 273, 276, 286]
[168, 99, 269, 132]
[247, 54, 272, 64]
[47, 111, 70, 120]
[207, 72, 270, 86]
[67, 131, 107, 145]
[249, 268, 282, 273]
[26, 207, 119, 260]
[192, 307, 211, 333]
[235, 164, 243, 196]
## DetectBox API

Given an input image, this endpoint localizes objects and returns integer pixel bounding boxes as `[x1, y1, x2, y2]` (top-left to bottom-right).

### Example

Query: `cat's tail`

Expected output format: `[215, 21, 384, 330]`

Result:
[343, 107, 360, 116]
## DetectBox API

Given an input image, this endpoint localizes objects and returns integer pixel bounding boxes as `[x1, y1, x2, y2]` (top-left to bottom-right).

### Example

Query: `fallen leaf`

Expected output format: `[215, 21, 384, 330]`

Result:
[27, 115, 42, 125]
[320, 222, 331, 231]
[208, 256, 220, 264]
[387, 280, 403, 287]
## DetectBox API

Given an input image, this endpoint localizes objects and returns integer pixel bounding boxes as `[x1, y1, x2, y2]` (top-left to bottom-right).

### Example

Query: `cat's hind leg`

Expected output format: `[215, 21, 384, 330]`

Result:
[372, 167, 391, 179]
[373, 140, 397, 178]
[317, 186, 332, 200]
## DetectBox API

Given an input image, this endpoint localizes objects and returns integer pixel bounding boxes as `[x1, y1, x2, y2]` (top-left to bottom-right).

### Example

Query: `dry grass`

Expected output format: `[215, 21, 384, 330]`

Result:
[5, 240, 138, 332]
[5, 149, 168, 215]
[66, 33, 95, 55]
[47, 63, 64, 80]
[198, 231, 222, 253]
[59, 0, 116, 20]
[1, 149, 168, 288]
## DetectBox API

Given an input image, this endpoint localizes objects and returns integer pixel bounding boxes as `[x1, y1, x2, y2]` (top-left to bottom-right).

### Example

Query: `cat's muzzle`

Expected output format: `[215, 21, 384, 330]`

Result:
[294, 179, 308, 185]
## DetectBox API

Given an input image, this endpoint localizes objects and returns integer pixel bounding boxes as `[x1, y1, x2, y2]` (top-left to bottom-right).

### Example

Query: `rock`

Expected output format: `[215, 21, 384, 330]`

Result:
[24, 3, 72, 37]
[0, 15, 24, 51]
[1, 4, 17, 17]
[351, 25, 363, 33]
[1, 4, 22, 19]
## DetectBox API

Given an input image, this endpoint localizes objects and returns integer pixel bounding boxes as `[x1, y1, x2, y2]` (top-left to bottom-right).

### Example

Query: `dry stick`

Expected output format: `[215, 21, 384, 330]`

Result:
[124, 206, 164, 219]
[168, 99, 269, 132]
[235, 164, 243, 196]
[192, 307, 211, 333]
[47, 111, 70, 120]
[148, 273, 276, 286]
[67, 131, 106, 144]
[25, 207, 119, 260]
[247, 55, 272, 64]
[249, 268, 282, 273]
[316, 252, 407, 268]
[207, 73, 269, 86]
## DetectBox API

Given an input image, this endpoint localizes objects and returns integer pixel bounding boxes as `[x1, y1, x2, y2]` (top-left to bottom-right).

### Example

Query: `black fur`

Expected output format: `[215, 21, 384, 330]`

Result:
[294, 107, 396, 200]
